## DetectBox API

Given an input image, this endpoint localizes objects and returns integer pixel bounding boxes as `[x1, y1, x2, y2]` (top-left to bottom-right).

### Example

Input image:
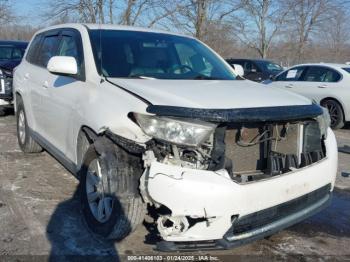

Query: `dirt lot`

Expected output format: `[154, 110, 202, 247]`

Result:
[0, 111, 349, 261]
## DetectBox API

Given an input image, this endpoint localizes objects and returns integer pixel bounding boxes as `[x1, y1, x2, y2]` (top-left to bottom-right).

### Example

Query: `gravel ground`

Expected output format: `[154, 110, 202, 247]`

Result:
[0, 111, 349, 261]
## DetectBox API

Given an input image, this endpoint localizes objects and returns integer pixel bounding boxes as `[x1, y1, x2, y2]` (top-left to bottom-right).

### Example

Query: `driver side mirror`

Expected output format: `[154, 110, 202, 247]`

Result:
[47, 56, 78, 76]
[232, 64, 244, 77]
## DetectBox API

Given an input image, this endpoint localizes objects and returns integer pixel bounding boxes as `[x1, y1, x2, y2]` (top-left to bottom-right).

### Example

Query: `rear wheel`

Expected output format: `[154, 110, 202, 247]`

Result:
[16, 98, 42, 153]
[321, 99, 344, 129]
[80, 141, 146, 240]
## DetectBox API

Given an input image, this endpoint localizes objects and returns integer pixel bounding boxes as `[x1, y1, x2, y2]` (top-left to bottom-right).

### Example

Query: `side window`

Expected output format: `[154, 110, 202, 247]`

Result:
[37, 35, 60, 67]
[57, 32, 85, 80]
[302, 66, 341, 82]
[276, 67, 305, 81]
[244, 61, 259, 73]
[12, 48, 23, 59]
[26, 35, 42, 64]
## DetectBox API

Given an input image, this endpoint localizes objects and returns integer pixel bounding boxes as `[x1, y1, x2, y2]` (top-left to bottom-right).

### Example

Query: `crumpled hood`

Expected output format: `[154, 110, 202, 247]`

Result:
[107, 78, 311, 109]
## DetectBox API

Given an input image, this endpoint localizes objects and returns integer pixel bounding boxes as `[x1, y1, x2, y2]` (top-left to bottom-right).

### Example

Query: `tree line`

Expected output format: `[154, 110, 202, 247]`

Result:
[1, 0, 350, 66]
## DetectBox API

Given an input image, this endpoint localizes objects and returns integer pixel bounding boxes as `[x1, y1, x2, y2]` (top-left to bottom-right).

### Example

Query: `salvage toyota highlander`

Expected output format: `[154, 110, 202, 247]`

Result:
[13, 24, 337, 251]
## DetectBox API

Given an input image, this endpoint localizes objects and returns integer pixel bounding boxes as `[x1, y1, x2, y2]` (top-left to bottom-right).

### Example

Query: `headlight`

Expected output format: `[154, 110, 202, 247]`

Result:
[317, 107, 331, 138]
[134, 113, 217, 146]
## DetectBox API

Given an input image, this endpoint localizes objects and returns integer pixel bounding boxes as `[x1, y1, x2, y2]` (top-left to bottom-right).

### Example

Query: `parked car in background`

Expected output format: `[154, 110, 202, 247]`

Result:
[14, 24, 336, 251]
[226, 58, 283, 82]
[264, 63, 350, 129]
[0, 41, 28, 107]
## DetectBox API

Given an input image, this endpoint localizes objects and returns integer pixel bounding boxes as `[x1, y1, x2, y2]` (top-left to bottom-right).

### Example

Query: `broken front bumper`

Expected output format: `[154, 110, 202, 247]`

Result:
[143, 128, 337, 250]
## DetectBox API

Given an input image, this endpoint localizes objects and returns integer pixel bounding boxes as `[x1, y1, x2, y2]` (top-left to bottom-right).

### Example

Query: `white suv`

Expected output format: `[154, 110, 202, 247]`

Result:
[14, 24, 337, 251]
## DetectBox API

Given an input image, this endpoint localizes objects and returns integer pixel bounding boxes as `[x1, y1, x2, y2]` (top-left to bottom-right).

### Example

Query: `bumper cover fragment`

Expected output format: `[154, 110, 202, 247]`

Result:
[156, 184, 332, 252]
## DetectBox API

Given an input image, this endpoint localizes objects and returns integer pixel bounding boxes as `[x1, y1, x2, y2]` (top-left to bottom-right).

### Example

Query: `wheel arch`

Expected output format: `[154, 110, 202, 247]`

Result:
[320, 97, 346, 122]
[76, 125, 99, 169]
[14, 91, 23, 112]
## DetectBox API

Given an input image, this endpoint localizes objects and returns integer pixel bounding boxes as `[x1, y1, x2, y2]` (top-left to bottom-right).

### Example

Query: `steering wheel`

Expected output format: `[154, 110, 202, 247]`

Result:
[170, 64, 193, 74]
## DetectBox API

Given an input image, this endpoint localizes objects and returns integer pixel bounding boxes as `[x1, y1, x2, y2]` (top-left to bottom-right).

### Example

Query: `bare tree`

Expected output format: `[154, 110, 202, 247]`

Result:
[108, 0, 115, 23]
[41, 0, 107, 23]
[233, 0, 290, 58]
[285, 0, 335, 63]
[167, 0, 240, 40]
[41, 0, 177, 28]
[316, 6, 350, 61]
[0, 0, 14, 24]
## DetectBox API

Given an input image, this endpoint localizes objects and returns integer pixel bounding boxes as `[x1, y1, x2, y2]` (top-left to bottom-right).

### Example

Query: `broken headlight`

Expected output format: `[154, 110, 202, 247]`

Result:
[317, 107, 331, 138]
[134, 113, 216, 147]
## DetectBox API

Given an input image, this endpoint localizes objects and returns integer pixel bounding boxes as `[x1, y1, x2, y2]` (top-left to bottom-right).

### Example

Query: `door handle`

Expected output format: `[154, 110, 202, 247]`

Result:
[318, 85, 327, 88]
[285, 84, 293, 88]
[42, 81, 49, 89]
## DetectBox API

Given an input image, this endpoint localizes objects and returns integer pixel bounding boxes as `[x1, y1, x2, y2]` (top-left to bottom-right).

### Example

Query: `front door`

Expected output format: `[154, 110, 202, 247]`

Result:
[43, 29, 86, 159]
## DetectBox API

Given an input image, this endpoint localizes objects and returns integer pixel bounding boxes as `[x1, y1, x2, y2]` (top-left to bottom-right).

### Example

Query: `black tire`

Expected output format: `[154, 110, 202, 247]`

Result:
[321, 99, 344, 129]
[77, 130, 93, 170]
[80, 140, 146, 240]
[16, 97, 42, 153]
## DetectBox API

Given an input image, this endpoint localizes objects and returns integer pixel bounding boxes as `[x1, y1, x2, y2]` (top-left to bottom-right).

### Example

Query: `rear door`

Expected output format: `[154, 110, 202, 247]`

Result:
[292, 66, 342, 102]
[24, 31, 60, 138]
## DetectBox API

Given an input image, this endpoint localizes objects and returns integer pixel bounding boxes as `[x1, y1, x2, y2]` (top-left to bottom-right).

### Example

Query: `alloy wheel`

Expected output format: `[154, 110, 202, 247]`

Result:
[324, 101, 339, 127]
[86, 159, 113, 223]
[18, 110, 26, 144]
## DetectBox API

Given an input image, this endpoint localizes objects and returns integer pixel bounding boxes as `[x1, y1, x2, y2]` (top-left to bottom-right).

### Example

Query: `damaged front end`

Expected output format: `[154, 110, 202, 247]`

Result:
[134, 104, 336, 251]
[0, 68, 13, 101]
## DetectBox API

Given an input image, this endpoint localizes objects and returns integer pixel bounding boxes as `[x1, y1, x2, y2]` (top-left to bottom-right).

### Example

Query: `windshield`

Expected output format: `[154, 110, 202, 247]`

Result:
[89, 30, 236, 80]
[255, 60, 283, 73]
[0, 45, 26, 60]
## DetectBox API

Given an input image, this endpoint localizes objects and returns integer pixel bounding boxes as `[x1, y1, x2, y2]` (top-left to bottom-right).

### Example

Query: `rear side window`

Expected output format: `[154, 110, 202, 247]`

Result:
[302, 66, 341, 82]
[26, 35, 42, 64]
[276, 66, 306, 81]
[37, 35, 60, 67]
[342, 68, 350, 74]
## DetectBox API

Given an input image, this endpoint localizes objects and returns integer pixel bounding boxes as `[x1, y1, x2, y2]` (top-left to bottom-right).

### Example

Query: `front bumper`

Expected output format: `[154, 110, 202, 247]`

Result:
[157, 184, 332, 251]
[143, 129, 337, 248]
[0, 75, 13, 101]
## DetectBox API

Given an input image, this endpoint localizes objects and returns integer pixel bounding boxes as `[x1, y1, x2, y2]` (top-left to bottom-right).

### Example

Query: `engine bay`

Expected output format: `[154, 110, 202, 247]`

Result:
[146, 120, 326, 184]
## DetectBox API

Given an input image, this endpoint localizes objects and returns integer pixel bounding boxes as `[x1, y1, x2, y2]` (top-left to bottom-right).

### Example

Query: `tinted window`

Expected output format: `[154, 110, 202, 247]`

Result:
[0, 46, 15, 60]
[342, 67, 350, 73]
[89, 30, 236, 80]
[58, 35, 78, 57]
[244, 61, 259, 72]
[26, 35, 42, 64]
[302, 66, 341, 82]
[37, 35, 60, 67]
[255, 61, 283, 73]
[57, 34, 84, 79]
[12, 48, 24, 59]
[276, 66, 306, 81]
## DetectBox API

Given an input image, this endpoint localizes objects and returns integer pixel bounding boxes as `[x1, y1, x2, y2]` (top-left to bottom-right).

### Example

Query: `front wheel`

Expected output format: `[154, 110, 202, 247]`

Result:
[80, 142, 146, 240]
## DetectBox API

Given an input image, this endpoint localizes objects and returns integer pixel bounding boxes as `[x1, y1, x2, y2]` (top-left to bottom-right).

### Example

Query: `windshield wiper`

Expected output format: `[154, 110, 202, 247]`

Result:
[128, 75, 157, 80]
[193, 75, 222, 80]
